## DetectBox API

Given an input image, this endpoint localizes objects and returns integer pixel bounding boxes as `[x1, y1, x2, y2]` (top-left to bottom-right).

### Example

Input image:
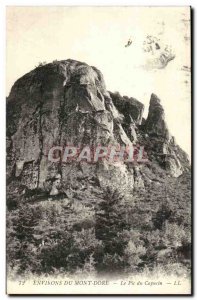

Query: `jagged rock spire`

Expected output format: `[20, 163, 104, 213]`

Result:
[145, 93, 170, 140]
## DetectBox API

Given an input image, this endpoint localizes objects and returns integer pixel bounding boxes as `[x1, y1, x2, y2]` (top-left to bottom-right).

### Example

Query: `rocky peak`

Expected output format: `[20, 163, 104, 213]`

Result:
[6, 60, 190, 201]
[145, 93, 170, 140]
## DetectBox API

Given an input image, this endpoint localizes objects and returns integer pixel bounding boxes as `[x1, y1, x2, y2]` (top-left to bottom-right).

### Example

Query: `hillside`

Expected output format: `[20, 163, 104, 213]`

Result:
[6, 60, 191, 278]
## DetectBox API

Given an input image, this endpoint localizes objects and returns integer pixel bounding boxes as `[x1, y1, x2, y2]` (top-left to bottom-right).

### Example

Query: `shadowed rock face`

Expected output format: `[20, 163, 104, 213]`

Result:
[109, 92, 144, 125]
[6, 59, 190, 200]
[145, 93, 169, 139]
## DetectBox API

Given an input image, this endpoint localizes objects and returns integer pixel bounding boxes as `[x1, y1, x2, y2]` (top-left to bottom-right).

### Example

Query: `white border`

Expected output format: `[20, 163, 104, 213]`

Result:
[1, 1, 195, 299]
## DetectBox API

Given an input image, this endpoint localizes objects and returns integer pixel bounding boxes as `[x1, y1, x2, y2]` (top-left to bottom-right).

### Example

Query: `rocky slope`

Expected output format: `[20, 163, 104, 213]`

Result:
[6, 59, 190, 202]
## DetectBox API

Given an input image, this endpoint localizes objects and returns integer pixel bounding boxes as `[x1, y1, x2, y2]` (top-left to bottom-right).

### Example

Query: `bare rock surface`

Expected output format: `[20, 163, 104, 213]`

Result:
[6, 59, 190, 200]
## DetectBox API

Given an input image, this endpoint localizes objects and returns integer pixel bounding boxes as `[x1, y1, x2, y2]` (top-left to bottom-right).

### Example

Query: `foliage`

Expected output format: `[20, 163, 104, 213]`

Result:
[7, 172, 191, 277]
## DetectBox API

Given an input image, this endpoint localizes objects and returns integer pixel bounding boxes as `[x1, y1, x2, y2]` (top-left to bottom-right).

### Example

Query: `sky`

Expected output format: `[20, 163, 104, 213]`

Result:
[6, 7, 191, 156]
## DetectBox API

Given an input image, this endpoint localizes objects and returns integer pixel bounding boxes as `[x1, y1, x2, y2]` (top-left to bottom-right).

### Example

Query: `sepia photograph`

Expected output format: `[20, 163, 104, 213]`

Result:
[6, 6, 192, 295]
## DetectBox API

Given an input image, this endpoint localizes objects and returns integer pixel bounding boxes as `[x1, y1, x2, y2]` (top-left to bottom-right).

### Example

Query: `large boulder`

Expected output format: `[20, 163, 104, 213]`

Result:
[6, 60, 135, 197]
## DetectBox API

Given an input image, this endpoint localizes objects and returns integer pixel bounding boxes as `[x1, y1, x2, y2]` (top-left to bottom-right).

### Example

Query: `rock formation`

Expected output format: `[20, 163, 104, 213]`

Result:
[145, 93, 169, 139]
[6, 59, 190, 201]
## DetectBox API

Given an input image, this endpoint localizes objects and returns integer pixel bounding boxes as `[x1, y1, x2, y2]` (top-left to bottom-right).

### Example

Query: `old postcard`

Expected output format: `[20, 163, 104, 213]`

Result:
[6, 6, 192, 295]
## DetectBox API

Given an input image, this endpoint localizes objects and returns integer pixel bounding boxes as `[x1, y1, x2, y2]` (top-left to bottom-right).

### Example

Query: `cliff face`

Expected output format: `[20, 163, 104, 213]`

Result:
[6, 59, 190, 200]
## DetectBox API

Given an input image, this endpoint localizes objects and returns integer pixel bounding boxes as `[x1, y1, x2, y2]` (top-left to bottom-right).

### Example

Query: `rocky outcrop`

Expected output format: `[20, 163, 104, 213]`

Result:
[145, 93, 170, 139]
[6, 59, 190, 201]
[109, 92, 144, 125]
[142, 93, 190, 177]
[7, 60, 134, 197]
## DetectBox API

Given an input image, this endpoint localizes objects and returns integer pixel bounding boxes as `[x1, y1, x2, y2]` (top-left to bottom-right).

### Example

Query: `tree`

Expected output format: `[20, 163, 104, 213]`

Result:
[95, 188, 130, 274]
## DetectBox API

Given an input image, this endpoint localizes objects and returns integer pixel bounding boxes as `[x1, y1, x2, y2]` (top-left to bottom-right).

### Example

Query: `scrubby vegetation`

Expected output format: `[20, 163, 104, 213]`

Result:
[7, 172, 191, 278]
